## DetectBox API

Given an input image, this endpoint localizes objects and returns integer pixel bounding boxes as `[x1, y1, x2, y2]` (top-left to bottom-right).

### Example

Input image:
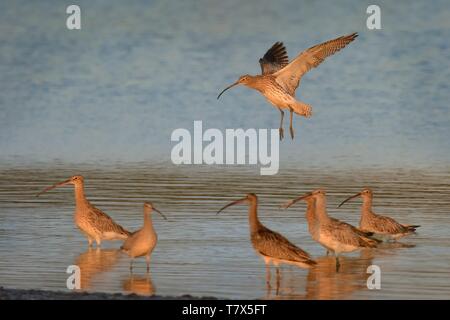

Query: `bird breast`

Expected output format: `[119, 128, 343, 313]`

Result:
[74, 210, 99, 237]
[263, 84, 296, 109]
[127, 233, 157, 258]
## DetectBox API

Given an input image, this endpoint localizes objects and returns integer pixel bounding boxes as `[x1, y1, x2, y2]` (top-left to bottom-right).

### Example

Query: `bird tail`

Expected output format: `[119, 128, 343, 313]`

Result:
[119, 226, 132, 237]
[406, 225, 420, 232]
[307, 258, 318, 266]
[291, 101, 312, 117]
[361, 236, 379, 248]
[359, 230, 382, 243]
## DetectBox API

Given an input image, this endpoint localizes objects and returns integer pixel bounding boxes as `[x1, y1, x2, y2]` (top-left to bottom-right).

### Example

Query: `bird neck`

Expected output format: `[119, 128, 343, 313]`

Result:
[305, 201, 317, 231]
[314, 197, 330, 222]
[248, 199, 261, 234]
[143, 211, 155, 230]
[74, 183, 89, 208]
[245, 75, 266, 92]
[361, 197, 374, 216]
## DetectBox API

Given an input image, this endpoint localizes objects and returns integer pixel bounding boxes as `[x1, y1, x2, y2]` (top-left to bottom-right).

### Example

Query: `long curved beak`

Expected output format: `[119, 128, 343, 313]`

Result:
[280, 192, 312, 209]
[217, 81, 239, 99]
[217, 197, 247, 215]
[337, 192, 361, 208]
[36, 179, 72, 197]
[153, 207, 167, 220]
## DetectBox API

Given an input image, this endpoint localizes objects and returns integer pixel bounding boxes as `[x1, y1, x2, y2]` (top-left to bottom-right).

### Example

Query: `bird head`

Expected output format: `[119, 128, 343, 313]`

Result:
[280, 189, 326, 209]
[217, 74, 253, 99]
[281, 192, 311, 209]
[216, 193, 257, 215]
[36, 175, 84, 197]
[143, 202, 167, 220]
[337, 187, 372, 208]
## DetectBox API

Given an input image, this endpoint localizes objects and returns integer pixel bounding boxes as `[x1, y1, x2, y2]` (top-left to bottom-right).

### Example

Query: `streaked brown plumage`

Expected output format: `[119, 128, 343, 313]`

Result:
[281, 193, 376, 256]
[338, 188, 420, 241]
[218, 33, 358, 140]
[282, 189, 378, 271]
[36, 175, 130, 247]
[217, 193, 316, 289]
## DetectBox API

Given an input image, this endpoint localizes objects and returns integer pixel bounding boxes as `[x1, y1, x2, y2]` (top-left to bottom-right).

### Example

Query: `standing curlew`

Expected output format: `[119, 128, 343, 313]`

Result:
[217, 193, 316, 289]
[217, 33, 358, 140]
[281, 189, 378, 271]
[121, 202, 167, 272]
[281, 191, 376, 256]
[338, 188, 420, 241]
[36, 175, 130, 247]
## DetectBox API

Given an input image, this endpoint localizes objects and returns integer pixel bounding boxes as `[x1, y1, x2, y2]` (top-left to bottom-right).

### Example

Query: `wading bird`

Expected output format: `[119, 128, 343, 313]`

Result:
[217, 193, 316, 289]
[338, 188, 420, 241]
[217, 33, 358, 140]
[121, 202, 167, 272]
[281, 191, 376, 256]
[281, 189, 378, 271]
[36, 175, 131, 247]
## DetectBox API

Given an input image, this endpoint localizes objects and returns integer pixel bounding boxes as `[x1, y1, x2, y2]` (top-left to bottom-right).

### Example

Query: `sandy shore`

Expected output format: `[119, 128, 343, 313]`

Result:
[0, 287, 217, 300]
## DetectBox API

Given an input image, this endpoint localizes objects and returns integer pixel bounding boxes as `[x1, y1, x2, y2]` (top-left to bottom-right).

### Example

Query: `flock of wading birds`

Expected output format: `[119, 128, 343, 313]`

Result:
[36, 176, 420, 278]
[36, 33, 420, 282]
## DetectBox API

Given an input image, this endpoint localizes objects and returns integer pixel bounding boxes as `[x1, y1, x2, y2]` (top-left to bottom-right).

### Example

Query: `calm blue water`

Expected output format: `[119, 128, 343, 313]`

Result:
[0, 0, 449, 168]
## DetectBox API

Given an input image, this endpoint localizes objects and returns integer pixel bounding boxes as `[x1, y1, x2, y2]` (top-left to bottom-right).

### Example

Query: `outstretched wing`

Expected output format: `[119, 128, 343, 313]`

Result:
[274, 33, 358, 95]
[259, 42, 289, 75]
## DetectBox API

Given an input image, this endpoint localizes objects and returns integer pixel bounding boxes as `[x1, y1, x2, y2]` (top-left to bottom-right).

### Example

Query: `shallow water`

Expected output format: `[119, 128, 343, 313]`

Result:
[0, 163, 449, 299]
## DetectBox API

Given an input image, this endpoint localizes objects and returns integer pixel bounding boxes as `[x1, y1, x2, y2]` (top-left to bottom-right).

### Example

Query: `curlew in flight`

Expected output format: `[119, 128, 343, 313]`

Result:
[217, 33, 358, 140]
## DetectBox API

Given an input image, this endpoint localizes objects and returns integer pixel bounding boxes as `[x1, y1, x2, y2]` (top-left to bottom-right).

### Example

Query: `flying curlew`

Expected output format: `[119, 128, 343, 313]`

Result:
[217, 33, 358, 140]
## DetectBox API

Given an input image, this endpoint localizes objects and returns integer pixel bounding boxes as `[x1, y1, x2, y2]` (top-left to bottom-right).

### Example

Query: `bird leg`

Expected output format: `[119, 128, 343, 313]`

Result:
[129, 259, 134, 273]
[87, 237, 93, 248]
[278, 108, 284, 140]
[289, 106, 294, 139]
[95, 238, 101, 248]
[335, 256, 340, 272]
[276, 267, 281, 296]
[146, 255, 151, 273]
[264, 261, 273, 293]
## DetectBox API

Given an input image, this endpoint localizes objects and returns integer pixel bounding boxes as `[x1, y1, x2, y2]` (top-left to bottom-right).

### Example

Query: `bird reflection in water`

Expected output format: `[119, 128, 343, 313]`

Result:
[122, 274, 155, 296]
[74, 248, 121, 290]
[267, 241, 416, 299]
[266, 249, 374, 299]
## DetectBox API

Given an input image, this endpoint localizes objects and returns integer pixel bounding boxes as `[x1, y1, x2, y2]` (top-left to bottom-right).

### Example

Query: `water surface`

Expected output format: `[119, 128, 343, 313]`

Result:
[0, 164, 449, 299]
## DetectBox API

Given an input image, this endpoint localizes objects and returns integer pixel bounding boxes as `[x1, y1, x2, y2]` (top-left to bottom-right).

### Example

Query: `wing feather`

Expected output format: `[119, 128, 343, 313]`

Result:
[252, 226, 314, 264]
[370, 214, 409, 234]
[88, 206, 131, 237]
[259, 42, 289, 75]
[274, 33, 358, 95]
